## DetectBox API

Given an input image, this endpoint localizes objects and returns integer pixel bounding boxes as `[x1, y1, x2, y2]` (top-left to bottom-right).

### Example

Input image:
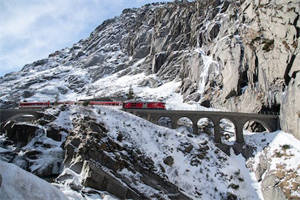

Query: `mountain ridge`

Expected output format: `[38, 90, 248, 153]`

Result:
[0, 0, 299, 137]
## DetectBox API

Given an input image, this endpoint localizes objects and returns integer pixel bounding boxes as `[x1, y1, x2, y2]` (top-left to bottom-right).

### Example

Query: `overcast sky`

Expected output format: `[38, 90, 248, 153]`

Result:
[0, 0, 172, 76]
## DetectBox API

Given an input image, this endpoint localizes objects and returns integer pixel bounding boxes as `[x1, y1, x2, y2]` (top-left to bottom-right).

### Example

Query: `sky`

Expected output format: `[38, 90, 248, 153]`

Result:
[0, 0, 172, 77]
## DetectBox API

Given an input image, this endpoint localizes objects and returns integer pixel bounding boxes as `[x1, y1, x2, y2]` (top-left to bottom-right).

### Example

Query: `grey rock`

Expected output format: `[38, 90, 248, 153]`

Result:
[3, 122, 40, 147]
[133, 45, 150, 59]
[163, 156, 174, 166]
[64, 116, 191, 199]
[152, 52, 168, 73]
[209, 23, 220, 40]
[22, 90, 35, 98]
[33, 59, 48, 66]
[261, 174, 287, 200]
[46, 127, 62, 142]
[81, 160, 137, 199]
[84, 54, 105, 68]
[280, 72, 300, 140]
[255, 154, 269, 181]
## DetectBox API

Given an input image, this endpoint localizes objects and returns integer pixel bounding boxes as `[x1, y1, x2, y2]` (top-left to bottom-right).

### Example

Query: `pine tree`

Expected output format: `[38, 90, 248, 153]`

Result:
[127, 85, 134, 100]
[54, 93, 59, 106]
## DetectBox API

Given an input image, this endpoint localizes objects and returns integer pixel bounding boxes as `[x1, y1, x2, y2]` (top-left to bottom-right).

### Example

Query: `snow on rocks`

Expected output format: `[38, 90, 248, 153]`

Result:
[245, 131, 300, 199]
[0, 119, 65, 177]
[57, 105, 263, 199]
[1, 104, 300, 199]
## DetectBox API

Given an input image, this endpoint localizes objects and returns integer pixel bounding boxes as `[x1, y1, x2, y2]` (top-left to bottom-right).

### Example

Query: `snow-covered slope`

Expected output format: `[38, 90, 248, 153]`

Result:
[1, 104, 300, 199]
[0, 160, 66, 200]
[51, 106, 300, 199]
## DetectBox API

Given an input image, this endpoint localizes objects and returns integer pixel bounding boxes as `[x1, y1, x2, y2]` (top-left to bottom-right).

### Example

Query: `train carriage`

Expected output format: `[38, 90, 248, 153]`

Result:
[122, 102, 166, 110]
[19, 101, 51, 109]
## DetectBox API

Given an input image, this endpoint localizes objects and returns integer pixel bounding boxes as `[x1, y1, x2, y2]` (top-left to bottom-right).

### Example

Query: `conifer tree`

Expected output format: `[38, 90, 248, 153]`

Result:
[127, 85, 134, 100]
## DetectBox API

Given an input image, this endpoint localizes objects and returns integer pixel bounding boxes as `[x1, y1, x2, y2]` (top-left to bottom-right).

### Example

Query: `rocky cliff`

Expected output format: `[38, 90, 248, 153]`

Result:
[0, 0, 299, 139]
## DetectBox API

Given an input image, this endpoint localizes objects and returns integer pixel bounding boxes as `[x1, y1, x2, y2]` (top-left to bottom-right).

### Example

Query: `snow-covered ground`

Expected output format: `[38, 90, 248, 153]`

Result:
[94, 106, 260, 199]
[0, 160, 66, 200]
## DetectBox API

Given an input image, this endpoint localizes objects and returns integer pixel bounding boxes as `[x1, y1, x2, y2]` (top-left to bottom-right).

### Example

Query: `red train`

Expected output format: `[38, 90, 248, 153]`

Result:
[122, 102, 165, 110]
[89, 101, 122, 106]
[19, 100, 166, 110]
[19, 101, 51, 109]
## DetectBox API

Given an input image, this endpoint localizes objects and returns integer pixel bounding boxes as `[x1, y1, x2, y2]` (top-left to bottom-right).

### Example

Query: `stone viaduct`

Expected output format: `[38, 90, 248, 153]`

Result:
[1, 108, 279, 145]
[123, 109, 279, 144]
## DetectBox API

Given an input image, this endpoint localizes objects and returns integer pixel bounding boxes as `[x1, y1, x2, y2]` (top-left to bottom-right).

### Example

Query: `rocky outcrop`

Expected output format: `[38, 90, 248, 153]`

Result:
[248, 145, 300, 200]
[0, 121, 64, 178]
[143, 0, 299, 138]
[61, 115, 191, 200]
[2, 121, 40, 147]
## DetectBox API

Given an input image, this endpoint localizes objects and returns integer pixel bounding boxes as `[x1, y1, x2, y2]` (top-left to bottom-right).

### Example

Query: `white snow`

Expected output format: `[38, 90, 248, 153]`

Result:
[0, 160, 66, 200]
[194, 48, 220, 96]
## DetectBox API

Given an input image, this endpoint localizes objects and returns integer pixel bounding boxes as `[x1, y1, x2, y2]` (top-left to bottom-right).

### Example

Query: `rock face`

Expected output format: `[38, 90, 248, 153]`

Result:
[2, 121, 40, 147]
[280, 72, 300, 140]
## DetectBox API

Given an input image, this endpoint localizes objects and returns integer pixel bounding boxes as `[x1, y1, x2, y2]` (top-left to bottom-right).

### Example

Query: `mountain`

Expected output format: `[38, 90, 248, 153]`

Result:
[0, 0, 300, 199]
[0, 0, 299, 139]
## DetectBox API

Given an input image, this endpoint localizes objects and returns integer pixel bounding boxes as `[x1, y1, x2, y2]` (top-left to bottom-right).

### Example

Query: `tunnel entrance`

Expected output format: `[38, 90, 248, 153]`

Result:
[243, 120, 270, 133]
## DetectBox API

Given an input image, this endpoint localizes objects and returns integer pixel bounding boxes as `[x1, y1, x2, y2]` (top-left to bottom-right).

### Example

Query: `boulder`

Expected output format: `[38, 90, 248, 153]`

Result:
[0, 160, 66, 200]
[255, 154, 269, 181]
[163, 156, 174, 166]
[46, 127, 62, 141]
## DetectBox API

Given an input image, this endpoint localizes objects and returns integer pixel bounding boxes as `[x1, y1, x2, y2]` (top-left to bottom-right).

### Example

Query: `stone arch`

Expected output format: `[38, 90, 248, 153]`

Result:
[243, 119, 271, 133]
[219, 118, 236, 145]
[157, 116, 172, 128]
[197, 117, 215, 136]
[176, 117, 193, 133]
